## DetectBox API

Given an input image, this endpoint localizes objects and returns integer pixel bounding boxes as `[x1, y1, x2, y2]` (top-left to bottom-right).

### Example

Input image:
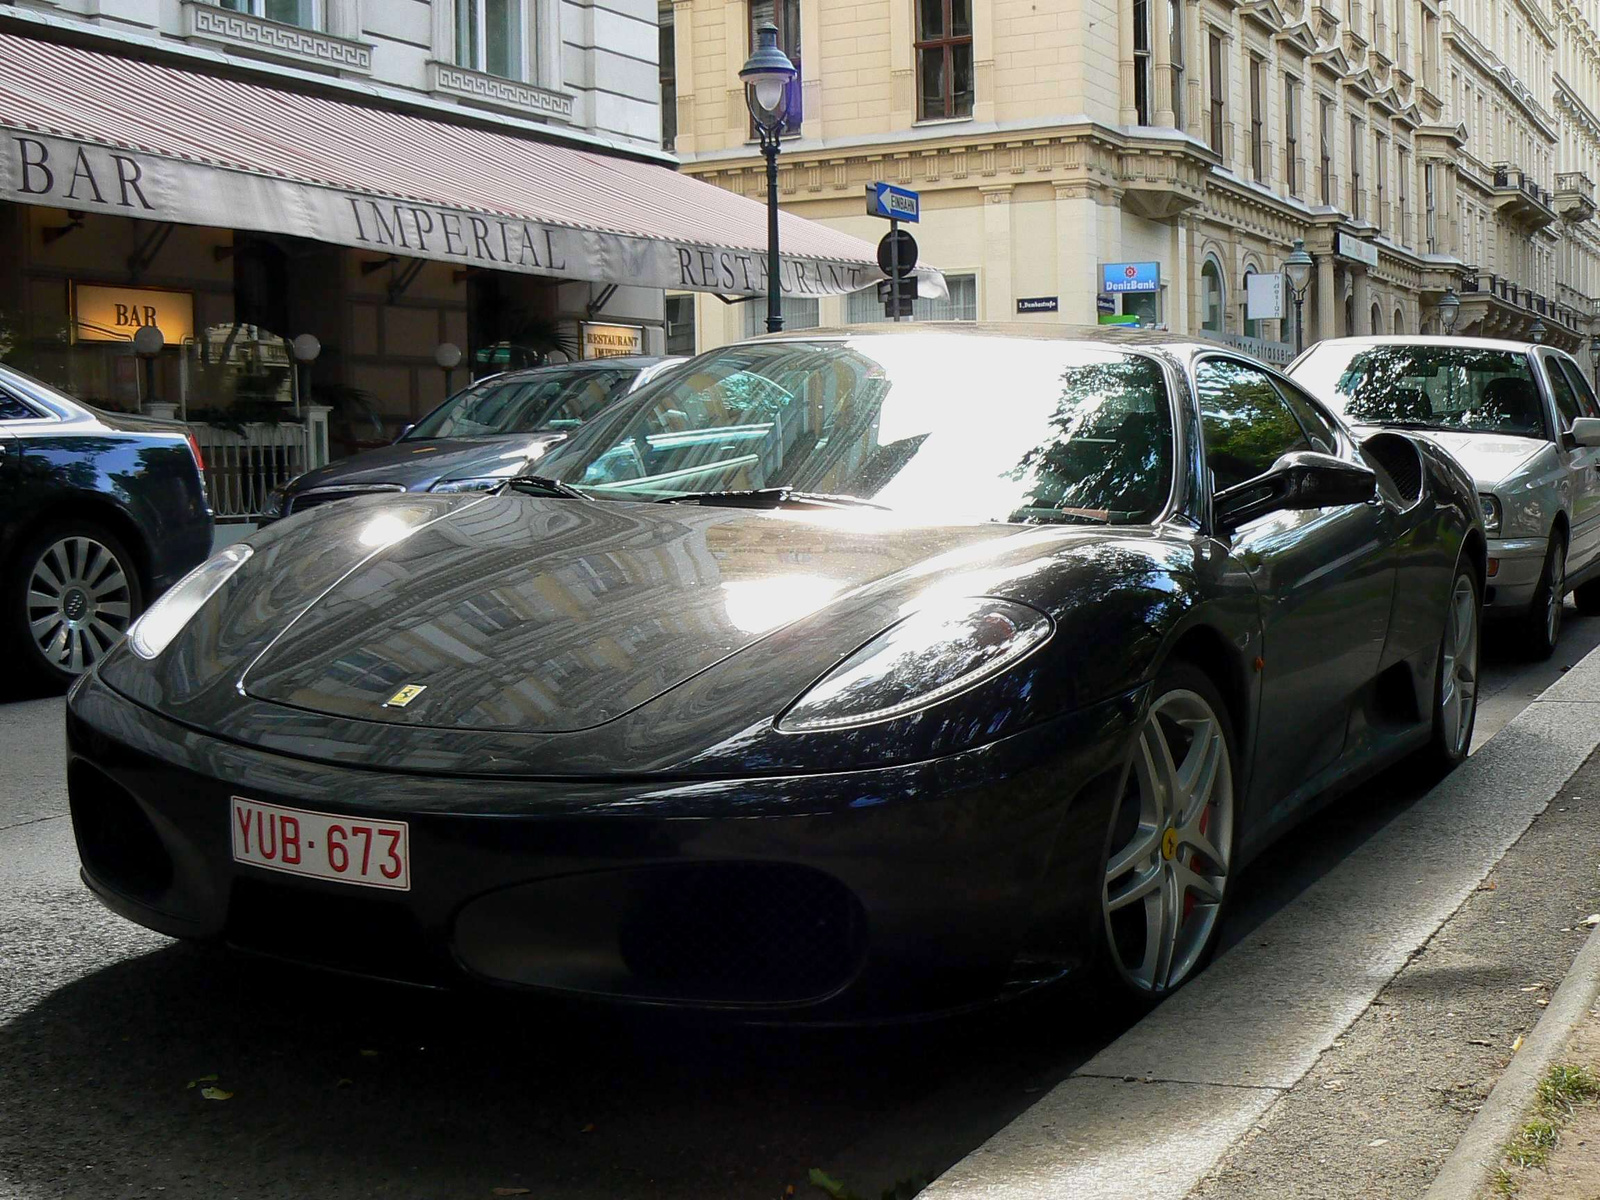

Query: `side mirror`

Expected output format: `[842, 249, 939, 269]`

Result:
[1571, 417, 1600, 449]
[1215, 451, 1378, 532]
[395, 423, 415, 443]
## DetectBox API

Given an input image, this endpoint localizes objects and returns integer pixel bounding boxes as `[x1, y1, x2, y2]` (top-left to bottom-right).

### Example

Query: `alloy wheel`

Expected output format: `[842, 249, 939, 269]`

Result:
[1102, 689, 1234, 994]
[27, 536, 133, 675]
[1439, 575, 1480, 759]
[1547, 546, 1565, 647]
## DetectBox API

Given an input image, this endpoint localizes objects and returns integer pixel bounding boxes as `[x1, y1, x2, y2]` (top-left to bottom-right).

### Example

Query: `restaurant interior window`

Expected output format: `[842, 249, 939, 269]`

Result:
[916, 0, 974, 121]
[846, 274, 978, 324]
[1208, 31, 1225, 155]
[1201, 258, 1225, 332]
[664, 295, 696, 356]
[1133, 0, 1152, 125]
[752, 0, 804, 133]
[456, 0, 525, 80]
[221, 0, 317, 25]
[660, 2, 677, 150]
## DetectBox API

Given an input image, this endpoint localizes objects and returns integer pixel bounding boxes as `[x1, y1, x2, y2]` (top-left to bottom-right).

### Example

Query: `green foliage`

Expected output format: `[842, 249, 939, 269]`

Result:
[807, 1167, 926, 1200]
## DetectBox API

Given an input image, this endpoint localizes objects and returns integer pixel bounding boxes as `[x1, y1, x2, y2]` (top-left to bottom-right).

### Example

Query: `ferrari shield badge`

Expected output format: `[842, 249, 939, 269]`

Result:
[383, 684, 427, 709]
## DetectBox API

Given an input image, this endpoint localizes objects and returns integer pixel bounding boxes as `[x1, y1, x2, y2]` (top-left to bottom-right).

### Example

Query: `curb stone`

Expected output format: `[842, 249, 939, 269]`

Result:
[1421, 923, 1600, 1199]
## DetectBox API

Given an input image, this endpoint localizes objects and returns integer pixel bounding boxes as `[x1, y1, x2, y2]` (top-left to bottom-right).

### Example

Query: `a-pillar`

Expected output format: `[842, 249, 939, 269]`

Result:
[1315, 251, 1336, 344]
[1351, 268, 1371, 334]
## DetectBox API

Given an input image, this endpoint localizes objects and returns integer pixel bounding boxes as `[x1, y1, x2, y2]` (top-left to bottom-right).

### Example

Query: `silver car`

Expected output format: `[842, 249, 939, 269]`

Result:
[1290, 336, 1600, 658]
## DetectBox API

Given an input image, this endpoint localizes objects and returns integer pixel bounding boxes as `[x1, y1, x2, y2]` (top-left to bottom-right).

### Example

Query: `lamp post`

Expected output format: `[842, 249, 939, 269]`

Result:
[1589, 335, 1600, 383]
[435, 342, 463, 394]
[290, 333, 321, 417]
[1283, 238, 1313, 356]
[132, 325, 165, 416]
[740, 23, 797, 334]
[1438, 289, 1460, 336]
[1529, 318, 1548, 344]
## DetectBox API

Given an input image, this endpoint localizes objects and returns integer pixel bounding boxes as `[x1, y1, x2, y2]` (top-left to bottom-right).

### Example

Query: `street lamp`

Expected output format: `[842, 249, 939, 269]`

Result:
[1530, 318, 1548, 344]
[1283, 238, 1314, 356]
[1589, 335, 1600, 374]
[435, 342, 463, 395]
[740, 23, 797, 334]
[133, 325, 164, 414]
[1438, 289, 1461, 335]
[291, 333, 321, 417]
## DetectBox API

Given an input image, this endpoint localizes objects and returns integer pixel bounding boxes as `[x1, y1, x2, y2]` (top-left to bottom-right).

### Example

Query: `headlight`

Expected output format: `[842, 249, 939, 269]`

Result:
[429, 476, 509, 494]
[1479, 494, 1502, 536]
[128, 544, 253, 660]
[777, 597, 1054, 732]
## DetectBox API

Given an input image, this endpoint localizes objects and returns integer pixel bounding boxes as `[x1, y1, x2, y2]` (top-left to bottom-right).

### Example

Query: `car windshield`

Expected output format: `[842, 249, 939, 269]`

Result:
[534, 336, 1175, 526]
[405, 366, 637, 439]
[1291, 345, 1546, 438]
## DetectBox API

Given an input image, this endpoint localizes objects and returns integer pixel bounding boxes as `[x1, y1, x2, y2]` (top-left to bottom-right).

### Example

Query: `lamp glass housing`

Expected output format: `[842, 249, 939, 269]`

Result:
[1283, 239, 1313, 295]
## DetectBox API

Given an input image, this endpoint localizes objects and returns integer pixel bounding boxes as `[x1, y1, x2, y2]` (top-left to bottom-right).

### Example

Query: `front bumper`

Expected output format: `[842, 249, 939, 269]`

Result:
[65, 673, 1136, 1018]
[1485, 536, 1548, 611]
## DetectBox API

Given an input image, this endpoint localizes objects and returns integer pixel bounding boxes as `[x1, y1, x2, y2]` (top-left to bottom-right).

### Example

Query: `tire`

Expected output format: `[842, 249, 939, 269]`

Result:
[1422, 564, 1480, 772]
[1091, 661, 1238, 1003]
[1575, 577, 1600, 616]
[1524, 532, 1567, 660]
[7, 520, 144, 689]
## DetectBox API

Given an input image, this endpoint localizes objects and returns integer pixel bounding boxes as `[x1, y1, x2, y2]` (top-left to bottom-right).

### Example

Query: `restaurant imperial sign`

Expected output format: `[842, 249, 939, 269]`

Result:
[3, 132, 878, 298]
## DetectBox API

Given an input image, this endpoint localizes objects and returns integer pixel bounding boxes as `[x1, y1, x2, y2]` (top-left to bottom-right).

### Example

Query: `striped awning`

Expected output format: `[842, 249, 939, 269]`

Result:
[0, 29, 939, 298]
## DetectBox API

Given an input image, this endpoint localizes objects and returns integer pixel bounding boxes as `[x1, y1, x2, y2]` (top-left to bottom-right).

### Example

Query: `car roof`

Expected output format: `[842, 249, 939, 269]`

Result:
[741, 321, 1239, 366]
[1304, 335, 1566, 357]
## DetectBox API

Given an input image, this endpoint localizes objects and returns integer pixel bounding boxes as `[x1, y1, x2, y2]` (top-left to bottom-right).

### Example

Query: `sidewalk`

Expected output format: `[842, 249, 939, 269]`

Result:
[923, 644, 1600, 1200]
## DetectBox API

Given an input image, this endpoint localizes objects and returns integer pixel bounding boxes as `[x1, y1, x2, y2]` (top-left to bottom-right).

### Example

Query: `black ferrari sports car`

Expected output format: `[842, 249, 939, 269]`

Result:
[66, 326, 1484, 1017]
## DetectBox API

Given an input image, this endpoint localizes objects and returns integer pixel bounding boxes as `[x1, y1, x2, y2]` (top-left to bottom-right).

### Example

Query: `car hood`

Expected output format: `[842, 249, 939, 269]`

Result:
[1352, 426, 1545, 488]
[287, 435, 565, 494]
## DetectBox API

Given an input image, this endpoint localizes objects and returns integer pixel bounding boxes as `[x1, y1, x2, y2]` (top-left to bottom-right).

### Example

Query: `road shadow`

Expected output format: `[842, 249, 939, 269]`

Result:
[0, 937, 1122, 1200]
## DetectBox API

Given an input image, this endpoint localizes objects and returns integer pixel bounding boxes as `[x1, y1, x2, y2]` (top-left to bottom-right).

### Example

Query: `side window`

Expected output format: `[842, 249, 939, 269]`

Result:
[1194, 358, 1313, 491]
[0, 389, 36, 421]
[1546, 358, 1585, 431]
[1273, 378, 1340, 454]
[1556, 359, 1600, 420]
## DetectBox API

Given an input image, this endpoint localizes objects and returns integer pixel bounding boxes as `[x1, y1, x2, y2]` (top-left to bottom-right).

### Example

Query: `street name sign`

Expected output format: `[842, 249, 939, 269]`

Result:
[1017, 296, 1059, 313]
[866, 182, 920, 223]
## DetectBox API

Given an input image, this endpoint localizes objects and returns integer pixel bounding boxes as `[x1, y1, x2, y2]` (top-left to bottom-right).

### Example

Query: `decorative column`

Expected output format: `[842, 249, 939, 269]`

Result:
[672, 0, 698, 154]
[1119, 0, 1139, 126]
[1057, 184, 1102, 324]
[982, 185, 1015, 321]
[1316, 251, 1336, 343]
[1153, 0, 1175, 127]
[889, 0, 915, 129]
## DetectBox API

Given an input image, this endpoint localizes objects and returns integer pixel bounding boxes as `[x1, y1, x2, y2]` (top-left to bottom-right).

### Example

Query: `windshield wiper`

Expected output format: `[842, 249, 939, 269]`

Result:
[659, 487, 890, 511]
[502, 475, 591, 500]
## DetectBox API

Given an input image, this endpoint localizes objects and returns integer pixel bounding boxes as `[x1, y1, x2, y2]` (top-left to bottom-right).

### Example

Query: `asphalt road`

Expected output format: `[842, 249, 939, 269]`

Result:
[2, 614, 1598, 1200]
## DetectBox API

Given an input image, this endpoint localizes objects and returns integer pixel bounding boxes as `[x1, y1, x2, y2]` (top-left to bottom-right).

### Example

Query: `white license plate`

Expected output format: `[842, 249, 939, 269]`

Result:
[231, 798, 410, 891]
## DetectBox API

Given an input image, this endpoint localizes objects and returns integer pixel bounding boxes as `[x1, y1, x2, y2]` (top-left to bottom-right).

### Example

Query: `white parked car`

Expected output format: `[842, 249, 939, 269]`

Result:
[1290, 336, 1600, 658]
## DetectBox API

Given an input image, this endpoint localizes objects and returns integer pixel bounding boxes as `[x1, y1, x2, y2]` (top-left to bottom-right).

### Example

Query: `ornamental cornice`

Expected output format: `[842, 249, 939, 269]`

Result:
[1443, 16, 1558, 139]
[181, 1, 371, 73]
[427, 61, 574, 121]
[1555, 79, 1600, 145]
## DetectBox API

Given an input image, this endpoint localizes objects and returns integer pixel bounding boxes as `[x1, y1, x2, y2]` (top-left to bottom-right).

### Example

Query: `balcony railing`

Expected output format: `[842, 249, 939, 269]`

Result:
[1555, 171, 1598, 222]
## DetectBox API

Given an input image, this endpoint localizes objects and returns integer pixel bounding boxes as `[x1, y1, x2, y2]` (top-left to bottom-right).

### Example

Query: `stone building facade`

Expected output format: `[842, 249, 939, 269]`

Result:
[669, 0, 1600, 364]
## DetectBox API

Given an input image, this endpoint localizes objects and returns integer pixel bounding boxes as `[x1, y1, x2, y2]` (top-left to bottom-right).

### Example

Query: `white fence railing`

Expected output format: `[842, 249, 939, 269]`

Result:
[189, 407, 330, 519]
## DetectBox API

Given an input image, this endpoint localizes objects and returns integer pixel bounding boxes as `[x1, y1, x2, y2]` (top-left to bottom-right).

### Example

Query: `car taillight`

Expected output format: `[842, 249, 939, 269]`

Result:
[184, 430, 205, 472]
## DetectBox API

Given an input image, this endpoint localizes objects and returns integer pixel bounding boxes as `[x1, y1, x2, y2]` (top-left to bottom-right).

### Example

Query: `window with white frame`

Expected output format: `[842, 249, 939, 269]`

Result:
[221, 0, 318, 26]
[846, 274, 977, 324]
[456, 0, 526, 80]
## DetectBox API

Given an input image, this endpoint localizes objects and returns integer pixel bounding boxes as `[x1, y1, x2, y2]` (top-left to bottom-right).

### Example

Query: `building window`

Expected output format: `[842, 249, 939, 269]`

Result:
[752, 0, 804, 133]
[456, 0, 525, 79]
[1397, 147, 1408, 245]
[1242, 267, 1261, 339]
[221, 0, 317, 26]
[1284, 77, 1299, 197]
[1370, 301, 1383, 334]
[1349, 116, 1363, 220]
[1249, 58, 1265, 181]
[1319, 98, 1333, 204]
[1170, 0, 1184, 126]
[845, 273, 978, 324]
[1393, 305, 1404, 335]
[1374, 134, 1386, 232]
[664, 294, 696, 355]
[1134, 0, 1153, 125]
[1425, 162, 1437, 252]
[916, 0, 974, 121]
[744, 295, 820, 336]
[1208, 31, 1225, 155]
[660, 2, 677, 151]
[1201, 257, 1225, 332]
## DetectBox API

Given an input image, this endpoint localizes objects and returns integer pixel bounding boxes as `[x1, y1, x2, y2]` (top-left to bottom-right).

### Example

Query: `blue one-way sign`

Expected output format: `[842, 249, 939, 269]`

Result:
[866, 182, 920, 223]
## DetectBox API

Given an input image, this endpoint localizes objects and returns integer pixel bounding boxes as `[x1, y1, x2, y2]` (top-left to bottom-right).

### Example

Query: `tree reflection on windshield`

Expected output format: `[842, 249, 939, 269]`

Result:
[1294, 346, 1544, 437]
[536, 336, 1175, 526]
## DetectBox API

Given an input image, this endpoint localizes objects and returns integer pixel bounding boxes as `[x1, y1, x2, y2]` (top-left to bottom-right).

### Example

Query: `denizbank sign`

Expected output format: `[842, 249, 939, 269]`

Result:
[2, 133, 875, 298]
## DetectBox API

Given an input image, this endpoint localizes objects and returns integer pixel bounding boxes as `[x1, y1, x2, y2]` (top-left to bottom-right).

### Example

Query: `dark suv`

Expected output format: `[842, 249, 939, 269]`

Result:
[259, 356, 681, 524]
[1, 364, 213, 686]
